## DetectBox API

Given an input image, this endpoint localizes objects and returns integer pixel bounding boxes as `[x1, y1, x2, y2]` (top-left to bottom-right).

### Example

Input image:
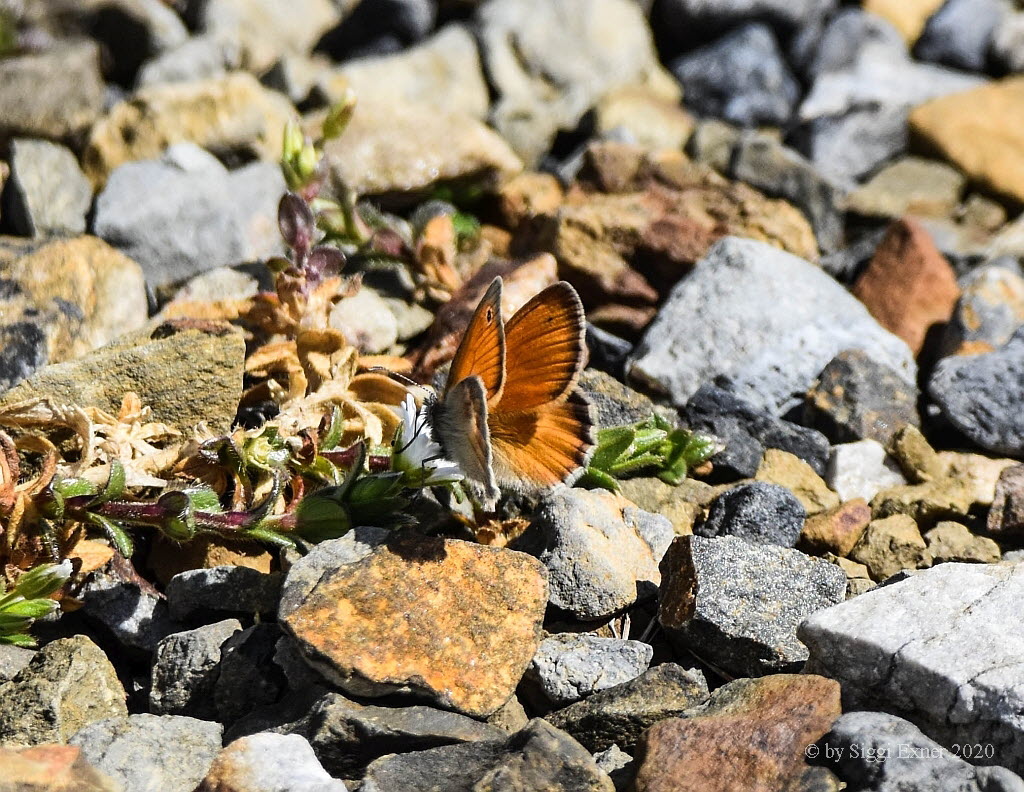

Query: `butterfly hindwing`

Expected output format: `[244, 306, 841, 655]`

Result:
[445, 277, 505, 406]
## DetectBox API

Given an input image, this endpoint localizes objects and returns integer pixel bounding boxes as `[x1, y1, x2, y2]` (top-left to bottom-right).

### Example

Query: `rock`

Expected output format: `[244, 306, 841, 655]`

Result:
[803, 350, 921, 446]
[852, 219, 960, 357]
[0, 744, 119, 792]
[1, 321, 246, 435]
[2, 138, 92, 237]
[0, 236, 147, 391]
[814, 711, 1024, 792]
[729, 132, 846, 253]
[617, 477, 715, 537]
[696, 481, 806, 548]
[198, 732, 348, 792]
[281, 531, 547, 717]
[150, 619, 242, 718]
[846, 156, 966, 220]
[78, 563, 180, 653]
[914, 0, 1008, 71]
[800, 562, 1024, 773]
[0, 40, 105, 142]
[197, 0, 340, 74]
[870, 476, 975, 525]
[940, 450, 1018, 508]
[0, 636, 127, 745]
[793, 8, 906, 82]
[318, 24, 488, 121]
[316, 0, 435, 60]
[593, 86, 696, 153]
[849, 514, 928, 581]
[81, 0, 189, 86]
[941, 264, 1024, 357]
[628, 237, 916, 415]
[165, 566, 282, 621]
[924, 521, 1001, 565]
[83, 72, 296, 186]
[577, 369, 660, 430]
[671, 23, 799, 129]
[93, 143, 284, 289]
[137, 34, 235, 87]
[929, 327, 1024, 456]
[826, 440, 908, 503]
[545, 663, 710, 753]
[0, 644, 34, 683]
[659, 535, 846, 677]
[515, 488, 673, 621]
[680, 385, 831, 479]
[654, 0, 834, 46]
[523, 633, 653, 709]
[593, 745, 634, 792]
[888, 425, 946, 482]
[794, 103, 911, 184]
[993, 11, 1024, 73]
[864, 0, 946, 43]
[328, 288, 399, 354]
[685, 119, 740, 174]
[321, 98, 522, 197]
[756, 449, 840, 516]
[989, 465, 1024, 539]
[632, 674, 841, 792]
[910, 77, 1024, 206]
[478, 0, 673, 164]
[213, 623, 285, 726]
[359, 718, 614, 792]
[800, 499, 872, 558]
[71, 714, 223, 792]
[149, 533, 273, 588]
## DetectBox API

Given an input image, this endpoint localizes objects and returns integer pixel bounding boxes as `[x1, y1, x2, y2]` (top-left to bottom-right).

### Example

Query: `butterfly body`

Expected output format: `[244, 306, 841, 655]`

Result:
[427, 278, 595, 509]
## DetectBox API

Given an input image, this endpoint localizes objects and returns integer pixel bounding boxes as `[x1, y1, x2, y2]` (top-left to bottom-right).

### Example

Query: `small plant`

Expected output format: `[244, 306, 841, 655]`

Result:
[0, 561, 72, 646]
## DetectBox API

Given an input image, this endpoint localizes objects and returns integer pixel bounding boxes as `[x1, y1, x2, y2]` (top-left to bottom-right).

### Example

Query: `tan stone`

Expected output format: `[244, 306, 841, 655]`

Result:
[0, 744, 119, 791]
[618, 476, 717, 536]
[497, 171, 564, 227]
[870, 478, 976, 525]
[83, 72, 297, 186]
[595, 86, 696, 153]
[850, 514, 928, 581]
[910, 77, 1024, 205]
[756, 449, 840, 516]
[924, 521, 1001, 565]
[864, 0, 944, 43]
[846, 156, 965, 219]
[939, 451, 1019, 508]
[800, 499, 871, 557]
[889, 424, 946, 483]
[282, 532, 548, 717]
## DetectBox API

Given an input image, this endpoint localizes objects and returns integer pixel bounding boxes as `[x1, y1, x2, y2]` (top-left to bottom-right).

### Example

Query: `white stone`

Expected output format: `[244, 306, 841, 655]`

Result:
[826, 439, 907, 502]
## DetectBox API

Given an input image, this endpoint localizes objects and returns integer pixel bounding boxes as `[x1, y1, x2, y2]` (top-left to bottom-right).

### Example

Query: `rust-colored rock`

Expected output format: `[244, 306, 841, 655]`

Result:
[852, 218, 960, 356]
[0, 744, 119, 792]
[632, 674, 841, 792]
[800, 498, 872, 558]
[282, 531, 548, 718]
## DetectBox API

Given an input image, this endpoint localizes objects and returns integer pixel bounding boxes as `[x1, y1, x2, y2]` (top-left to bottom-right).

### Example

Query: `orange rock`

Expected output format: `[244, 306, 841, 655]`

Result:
[632, 674, 841, 792]
[852, 218, 960, 356]
[0, 744, 118, 791]
[282, 531, 548, 718]
[799, 498, 872, 557]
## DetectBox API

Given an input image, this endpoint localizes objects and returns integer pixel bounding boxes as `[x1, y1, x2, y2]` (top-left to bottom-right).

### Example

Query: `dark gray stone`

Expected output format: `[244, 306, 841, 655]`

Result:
[585, 324, 633, 382]
[79, 567, 181, 654]
[214, 623, 286, 725]
[165, 565, 282, 620]
[317, 0, 436, 60]
[577, 369, 661, 431]
[988, 464, 1024, 540]
[0, 321, 48, 393]
[654, 0, 836, 48]
[545, 663, 710, 753]
[150, 619, 241, 718]
[791, 8, 906, 82]
[915, 0, 1009, 72]
[2, 138, 92, 237]
[697, 481, 806, 548]
[83, 0, 189, 87]
[671, 23, 800, 128]
[941, 264, 1024, 358]
[792, 104, 910, 184]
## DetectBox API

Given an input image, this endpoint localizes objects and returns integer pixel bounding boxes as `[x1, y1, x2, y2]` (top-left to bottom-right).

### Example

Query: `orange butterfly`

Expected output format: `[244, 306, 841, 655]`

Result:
[427, 277, 595, 509]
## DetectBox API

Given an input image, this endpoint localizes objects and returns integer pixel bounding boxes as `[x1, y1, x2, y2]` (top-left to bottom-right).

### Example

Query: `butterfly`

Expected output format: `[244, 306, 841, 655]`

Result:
[426, 277, 595, 509]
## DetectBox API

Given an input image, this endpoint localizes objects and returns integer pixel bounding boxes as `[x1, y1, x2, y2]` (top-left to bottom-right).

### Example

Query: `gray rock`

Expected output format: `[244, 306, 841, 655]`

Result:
[515, 488, 674, 621]
[545, 663, 710, 753]
[993, 11, 1024, 73]
[71, 714, 223, 792]
[846, 156, 966, 220]
[78, 566, 181, 654]
[628, 237, 916, 415]
[0, 635, 128, 745]
[989, 464, 1024, 540]
[523, 633, 653, 709]
[915, 0, 1009, 72]
[328, 288, 400, 354]
[826, 440, 907, 503]
[671, 24, 799, 128]
[165, 566, 282, 620]
[800, 562, 1024, 774]
[697, 481, 806, 548]
[685, 118, 741, 174]
[592, 745, 634, 792]
[214, 623, 286, 726]
[0, 644, 34, 683]
[200, 732, 349, 792]
[360, 718, 613, 792]
[137, 34, 235, 87]
[577, 369, 662, 431]
[929, 327, 1024, 456]
[84, 0, 189, 86]
[816, 711, 1024, 792]
[793, 104, 910, 184]
[0, 322, 48, 393]
[941, 264, 1024, 357]
[478, 0, 670, 164]
[654, 0, 834, 44]
[729, 132, 848, 253]
[93, 143, 285, 289]
[660, 535, 846, 678]
[793, 7, 906, 82]
[150, 619, 242, 718]
[2, 138, 92, 237]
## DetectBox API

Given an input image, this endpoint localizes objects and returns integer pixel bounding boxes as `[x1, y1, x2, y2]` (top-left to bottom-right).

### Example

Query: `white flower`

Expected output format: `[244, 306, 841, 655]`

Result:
[392, 394, 463, 487]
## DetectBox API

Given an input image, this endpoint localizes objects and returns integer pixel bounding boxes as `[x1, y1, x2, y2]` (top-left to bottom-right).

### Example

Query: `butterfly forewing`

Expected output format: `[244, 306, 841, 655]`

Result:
[445, 277, 505, 405]
[496, 282, 586, 414]
[433, 376, 499, 501]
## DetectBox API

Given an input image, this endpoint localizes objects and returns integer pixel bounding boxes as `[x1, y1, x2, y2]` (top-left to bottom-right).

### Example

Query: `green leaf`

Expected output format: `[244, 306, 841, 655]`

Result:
[88, 514, 135, 558]
[241, 525, 300, 549]
[91, 460, 126, 506]
[184, 487, 223, 513]
[156, 491, 196, 542]
[5, 561, 72, 601]
[589, 427, 636, 472]
[293, 492, 352, 542]
[576, 467, 621, 492]
[53, 477, 97, 499]
[320, 405, 345, 451]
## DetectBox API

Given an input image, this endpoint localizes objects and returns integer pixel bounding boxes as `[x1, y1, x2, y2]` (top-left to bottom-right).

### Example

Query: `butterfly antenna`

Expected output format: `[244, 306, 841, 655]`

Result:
[368, 366, 431, 395]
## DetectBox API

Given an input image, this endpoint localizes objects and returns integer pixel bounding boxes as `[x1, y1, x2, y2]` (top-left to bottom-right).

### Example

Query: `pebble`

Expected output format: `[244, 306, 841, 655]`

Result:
[680, 384, 830, 479]
[993, 11, 1024, 73]
[522, 633, 653, 709]
[870, 477, 975, 525]
[78, 564, 181, 653]
[71, 714, 224, 792]
[545, 663, 709, 753]
[628, 237, 916, 415]
[83, 0, 189, 87]
[803, 349, 921, 446]
[150, 619, 242, 718]
[794, 7, 905, 82]
[593, 745, 634, 792]
[515, 488, 673, 621]
[928, 327, 1024, 456]
[0, 744, 119, 791]
[593, 86, 696, 153]
[989, 465, 1024, 539]
[914, 0, 1008, 72]
[655, 0, 834, 48]
[846, 156, 966, 220]
[198, 732, 348, 792]
[924, 521, 1001, 565]
[888, 425, 945, 482]
[941, 263, 1024, 357]
[0, 635, 127, 745]
[0, 644, 35, 683]
[328, 288, 400, 355]
[577, 369, 660, 431]
[632, 674, 841, 792]
[696, 481, 806, 547]
[317, 0, 436, 60]
[800, 562, 1024, 774]
[281, 531, 547, 717]
[2, 138, 92, 237]
[137, 34, 235, 87]
[685, 118, 740, 173]
[659, 535, 846, 677]
[826, 440, 907, 503]
[849, 515, 928, 581]
[616, 477, 714, 537]
[214, 624, 285, 726]
[793, 103, 910, 184]
[755, 449, 840, 516]
[671, 23, 799, 129]
[165, 566, 282, 621]
[864, 0, 945, 43]
[800, 499, 872, 558]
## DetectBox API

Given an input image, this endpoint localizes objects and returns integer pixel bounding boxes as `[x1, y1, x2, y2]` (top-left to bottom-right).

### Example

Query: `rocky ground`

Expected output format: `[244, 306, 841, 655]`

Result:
[1, 0, 1024, 790]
